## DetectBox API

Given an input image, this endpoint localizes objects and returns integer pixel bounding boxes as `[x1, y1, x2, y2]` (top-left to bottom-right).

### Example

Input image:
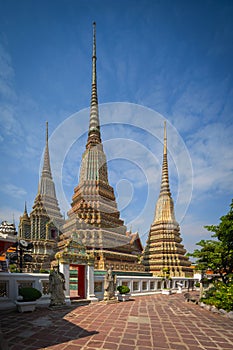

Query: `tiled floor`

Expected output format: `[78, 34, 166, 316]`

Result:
[1, 294, 233, 350]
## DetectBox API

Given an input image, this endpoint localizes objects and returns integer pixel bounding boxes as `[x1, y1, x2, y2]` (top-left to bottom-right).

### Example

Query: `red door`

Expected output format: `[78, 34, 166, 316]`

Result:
[77, 265, 85, 299]
[69, 265, 85, 299]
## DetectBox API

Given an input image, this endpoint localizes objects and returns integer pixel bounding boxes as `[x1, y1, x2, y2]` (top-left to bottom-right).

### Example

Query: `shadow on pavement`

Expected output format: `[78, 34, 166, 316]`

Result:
[0, 306, 98, 350]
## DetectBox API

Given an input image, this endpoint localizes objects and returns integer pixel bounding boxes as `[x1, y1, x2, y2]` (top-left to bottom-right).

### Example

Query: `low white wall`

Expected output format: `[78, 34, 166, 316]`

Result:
[94, 274, 197, 300]
[0, 272, 50, 311]
[0, 272, 198, 310]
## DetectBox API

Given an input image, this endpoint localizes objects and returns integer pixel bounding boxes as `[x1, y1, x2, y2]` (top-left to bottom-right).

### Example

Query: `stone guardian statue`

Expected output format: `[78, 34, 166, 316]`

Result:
[104, 267, 117, 301]
[49, 266, 66, 306]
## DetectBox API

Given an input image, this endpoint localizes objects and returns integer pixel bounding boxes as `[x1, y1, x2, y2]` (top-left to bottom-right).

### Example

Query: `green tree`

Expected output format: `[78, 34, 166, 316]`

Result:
[190, 199, 233, 284]
[205, 199, 233, 250]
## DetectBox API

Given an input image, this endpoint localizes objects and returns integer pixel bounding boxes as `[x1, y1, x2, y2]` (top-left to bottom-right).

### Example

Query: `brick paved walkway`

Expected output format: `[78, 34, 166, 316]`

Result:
[1, 294, 233, 350]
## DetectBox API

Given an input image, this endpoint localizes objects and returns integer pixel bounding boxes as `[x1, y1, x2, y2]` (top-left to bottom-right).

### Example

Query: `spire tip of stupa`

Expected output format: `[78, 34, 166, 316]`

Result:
[92, 22, 96, 58]
[163, 121, 167, 156]
[86, 22, 101, 149]
[46, 121, 49, 143]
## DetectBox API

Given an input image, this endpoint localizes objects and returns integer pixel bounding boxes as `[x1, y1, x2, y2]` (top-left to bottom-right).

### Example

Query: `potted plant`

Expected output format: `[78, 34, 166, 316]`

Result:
[117, 285, 130, 302]
[15, 287, 42, 312]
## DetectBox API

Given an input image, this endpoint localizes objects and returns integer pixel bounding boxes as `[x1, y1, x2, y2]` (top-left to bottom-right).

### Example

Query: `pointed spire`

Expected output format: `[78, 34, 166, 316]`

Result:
[42, 121, 52, 179]
[24, 201, 28, 215]
[46, 120, 49, 143]
[38, 122, 54, 196]
[22, 201, 29, 220]
[160, 121, 171, 195]
[36, 122, 63, 223]
[86, 22, 101, 149]
[153, 121, 175, 223]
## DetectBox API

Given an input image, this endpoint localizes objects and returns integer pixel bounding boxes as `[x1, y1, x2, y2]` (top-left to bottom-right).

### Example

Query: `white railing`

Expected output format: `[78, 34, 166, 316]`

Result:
[94, 273, 198, 300]
[0, 272, 198, 310]
[0, 272, 50, 311]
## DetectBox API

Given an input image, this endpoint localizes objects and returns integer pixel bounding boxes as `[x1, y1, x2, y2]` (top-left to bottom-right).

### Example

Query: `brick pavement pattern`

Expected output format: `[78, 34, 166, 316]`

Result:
[1, 294, 233, 350]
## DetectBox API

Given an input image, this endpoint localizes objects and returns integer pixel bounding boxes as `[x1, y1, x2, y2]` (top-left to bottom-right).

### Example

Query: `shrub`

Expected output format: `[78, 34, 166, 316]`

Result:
[19, 287, 42, 301]
[9, 264, 20, 273]
[117, 285, 130, 294]
[39, 269, 50, 274]
[201, 280, 233, 312]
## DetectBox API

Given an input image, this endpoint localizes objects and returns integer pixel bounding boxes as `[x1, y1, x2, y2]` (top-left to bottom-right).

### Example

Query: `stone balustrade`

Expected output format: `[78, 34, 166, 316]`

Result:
[0, 271, 198, 311]
[94, 272, 197, 300]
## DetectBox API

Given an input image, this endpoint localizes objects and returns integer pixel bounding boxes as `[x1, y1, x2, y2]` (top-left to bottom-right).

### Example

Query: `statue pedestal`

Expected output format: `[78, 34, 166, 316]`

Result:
[49, 304, 67, 310]
[101, 298, 118, 304]
[88, 294, 99, 302]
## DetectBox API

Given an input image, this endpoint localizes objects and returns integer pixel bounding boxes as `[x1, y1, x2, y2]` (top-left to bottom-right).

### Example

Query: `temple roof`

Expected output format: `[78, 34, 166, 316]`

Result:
[0, 221, 17, 255]
[0, 221, 17, 236]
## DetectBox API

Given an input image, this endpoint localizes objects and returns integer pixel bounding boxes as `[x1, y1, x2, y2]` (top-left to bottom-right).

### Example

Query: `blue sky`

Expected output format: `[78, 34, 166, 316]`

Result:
[0, 0, 233, 254]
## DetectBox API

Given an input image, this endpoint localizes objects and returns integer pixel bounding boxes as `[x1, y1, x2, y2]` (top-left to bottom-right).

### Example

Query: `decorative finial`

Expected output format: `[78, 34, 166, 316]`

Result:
[159, 120, 170, 196]
[163, 121, 167, 156]
[86, 22, 101, 149]
[24, 201, 28, 214]
[46, 121, 49, 144]
[92, 22, 96, 58]
[40, 121, 52, 181]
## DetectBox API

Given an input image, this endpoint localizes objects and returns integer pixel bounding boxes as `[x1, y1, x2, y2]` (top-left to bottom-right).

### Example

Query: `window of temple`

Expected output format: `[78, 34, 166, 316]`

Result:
[150, 281, 155, 290]
[142, 281, 147, 290]
[122, 281, 129, 287]
[94, 281, 103, 293]
[51, 229, 57, 239]
[0, 281, 8, 298]
[41, 280, 50, 295]
[17, 281, 33, 294]
[133, 281, 139, 291]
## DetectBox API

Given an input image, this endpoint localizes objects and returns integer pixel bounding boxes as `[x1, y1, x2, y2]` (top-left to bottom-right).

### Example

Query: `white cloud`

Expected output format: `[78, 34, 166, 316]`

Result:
[187, 122, 233, 196]
[180, 218, 213, 254]
[1, 184, 27, 199]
